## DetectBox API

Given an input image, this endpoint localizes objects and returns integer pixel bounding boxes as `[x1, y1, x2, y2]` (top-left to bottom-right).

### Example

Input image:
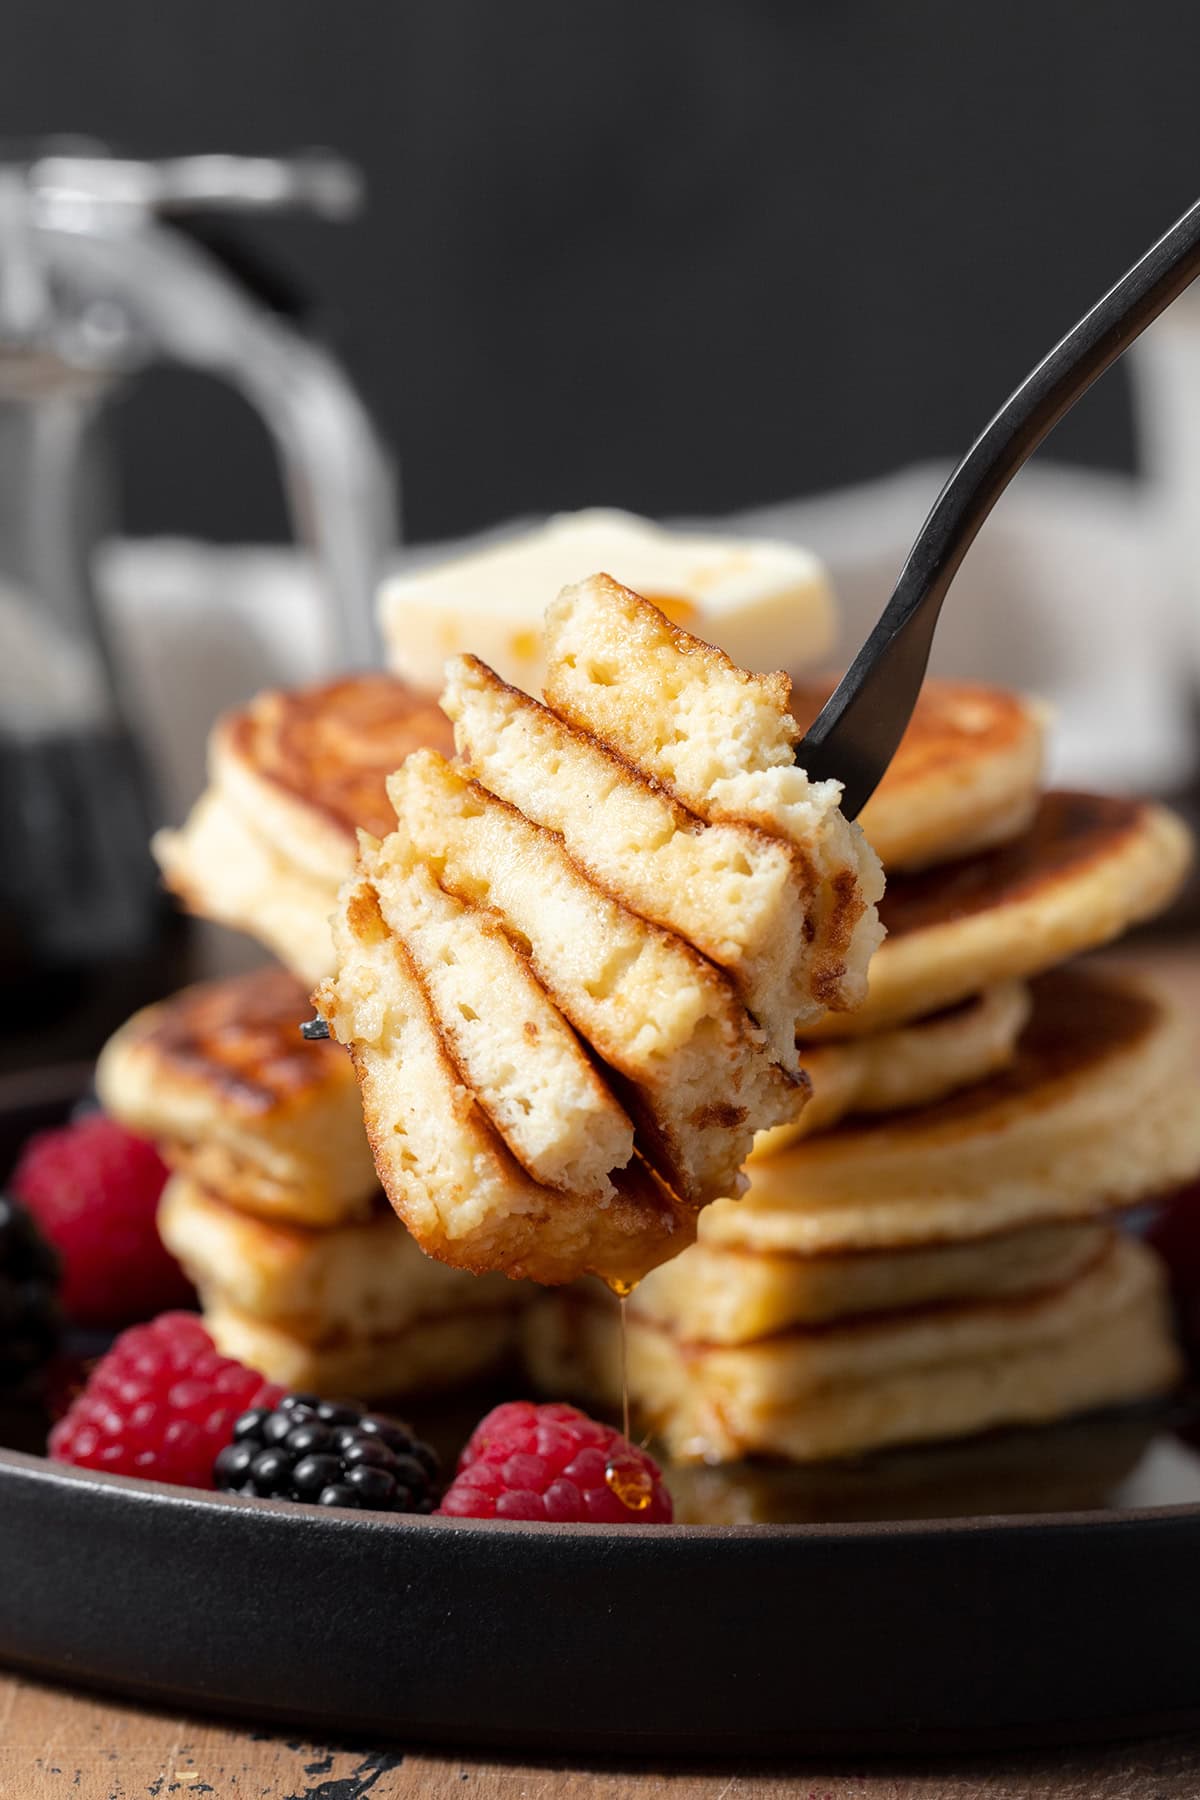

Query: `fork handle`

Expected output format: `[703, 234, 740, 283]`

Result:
[798, 194, 1200, 817]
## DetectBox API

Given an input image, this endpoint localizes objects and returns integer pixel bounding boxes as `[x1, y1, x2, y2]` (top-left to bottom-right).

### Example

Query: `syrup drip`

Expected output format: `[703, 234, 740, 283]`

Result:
[619, 1294, 629, 1443]
[604, 1453, 654, 1513]
[602, 1277, 638, 1442]
[600, 1278, 647, 1505]
[604, 1276, 637, 1299]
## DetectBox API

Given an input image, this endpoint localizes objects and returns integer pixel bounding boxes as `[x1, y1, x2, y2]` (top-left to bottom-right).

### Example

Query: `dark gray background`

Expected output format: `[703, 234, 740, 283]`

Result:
[4, 0, 1197, 543]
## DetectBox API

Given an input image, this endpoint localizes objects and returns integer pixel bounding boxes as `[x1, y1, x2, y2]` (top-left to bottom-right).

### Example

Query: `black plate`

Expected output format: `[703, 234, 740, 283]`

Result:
[3, 1078, 1200, 1755]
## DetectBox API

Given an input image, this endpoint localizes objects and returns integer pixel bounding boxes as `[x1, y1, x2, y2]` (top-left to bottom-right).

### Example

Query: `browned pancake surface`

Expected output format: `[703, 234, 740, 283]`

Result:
[819, 964, 1158, 1147]
[226, 674, 453, 839]
[791, 677, 1036, 797]
[140, 967, 349, 1116]
[878, 793, 1145, 941]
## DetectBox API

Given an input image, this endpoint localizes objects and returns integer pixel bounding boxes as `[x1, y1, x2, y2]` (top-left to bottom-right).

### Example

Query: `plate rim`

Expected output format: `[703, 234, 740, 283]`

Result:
[7, 1441, 1200, 1541]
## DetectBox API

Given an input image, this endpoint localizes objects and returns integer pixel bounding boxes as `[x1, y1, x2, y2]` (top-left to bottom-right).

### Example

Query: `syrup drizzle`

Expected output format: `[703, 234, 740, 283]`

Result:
[602, 1278, 649, 1508]
[602, 1276, 637, 1441]
[619, 1294, 630, 1444]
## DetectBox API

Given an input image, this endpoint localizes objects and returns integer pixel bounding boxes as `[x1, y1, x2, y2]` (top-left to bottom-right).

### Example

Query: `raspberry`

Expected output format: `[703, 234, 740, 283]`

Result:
[215, 1394, 440, 1513]
[49, 1312, 281, 1488]
[0, 1194, 61, 1386]
[438, 1400, 673, 1523]
[11, 1115, 192, 1327]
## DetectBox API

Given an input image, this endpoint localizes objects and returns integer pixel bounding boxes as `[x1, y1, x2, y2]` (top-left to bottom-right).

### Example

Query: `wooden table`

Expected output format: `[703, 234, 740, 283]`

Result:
[7, 947, 1200, 1798]
[5, 1671, 1200, 1797]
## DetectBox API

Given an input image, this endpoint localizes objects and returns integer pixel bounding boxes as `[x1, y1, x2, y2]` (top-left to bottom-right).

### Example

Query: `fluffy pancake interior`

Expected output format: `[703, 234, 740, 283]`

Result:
[541, 573, 884, 1013]
[388, 749, 803, 1206]
[359, 827, 634, 1199]
[443, 653, 809, 1065]
[315, 880, 695, 1286]
[544, 572, 801, 785]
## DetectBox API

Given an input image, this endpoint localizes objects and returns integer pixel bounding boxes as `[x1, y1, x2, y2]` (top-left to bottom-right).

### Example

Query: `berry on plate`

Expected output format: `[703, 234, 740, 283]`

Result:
[214, 1394, 440, 1513]
[438, 1400, 673, 1523]
[11, 1114, 192, 1327]
[49, 1311, 280, 1487]
[0, 1193, 61, 1386]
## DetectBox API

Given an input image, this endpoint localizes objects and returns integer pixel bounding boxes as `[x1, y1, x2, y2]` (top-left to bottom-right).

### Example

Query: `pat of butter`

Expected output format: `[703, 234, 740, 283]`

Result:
[379, 509, 836, 696]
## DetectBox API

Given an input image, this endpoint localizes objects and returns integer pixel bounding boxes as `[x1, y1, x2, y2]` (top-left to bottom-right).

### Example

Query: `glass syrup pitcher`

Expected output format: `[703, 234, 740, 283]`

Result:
[0, 143, 396, 1064]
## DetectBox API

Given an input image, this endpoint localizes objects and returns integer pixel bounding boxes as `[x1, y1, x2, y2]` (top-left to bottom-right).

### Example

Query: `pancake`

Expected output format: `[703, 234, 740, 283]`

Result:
[361, 828, 635, 1200]
[97, 968, 378, 1227]
[791, 679, 1046, 872]
[209, 1304, 519, 1401]
[157, 1176, 519, 1340]
[524, 1236, 1180, 1463]
[209, 672, 452, 882]
[541, 574, 885, 1017]
[444, 652, 813, 1067]
[153, 673, 451, 980]
[699, 965, 1200, 1255]
[758, 980, 1031, 1154]
[628, 1219, 1109, 1344]
[315, 882, 696, 1287]
[386, 750, 803, 1206]
[802, 793, 1193, 1039]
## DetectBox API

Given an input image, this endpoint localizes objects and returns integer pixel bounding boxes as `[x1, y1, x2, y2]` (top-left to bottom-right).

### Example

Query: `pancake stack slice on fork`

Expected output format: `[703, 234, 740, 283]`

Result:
[97, 969, 521, 1397]
[316, 575, 885, 1287]
[524, 672, 1200, 1462]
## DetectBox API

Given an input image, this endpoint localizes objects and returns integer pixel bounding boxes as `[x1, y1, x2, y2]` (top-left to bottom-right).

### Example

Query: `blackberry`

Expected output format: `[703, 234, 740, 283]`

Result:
[214, 1392, 441, 1513]
[0, 1193, 61, 1385]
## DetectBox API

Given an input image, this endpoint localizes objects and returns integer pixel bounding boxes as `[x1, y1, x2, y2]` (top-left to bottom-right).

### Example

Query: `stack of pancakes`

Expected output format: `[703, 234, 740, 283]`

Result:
[131, 571, 1199, 1453]
[97, 968, 522, 1398]
[523, 683, 1200, 1462]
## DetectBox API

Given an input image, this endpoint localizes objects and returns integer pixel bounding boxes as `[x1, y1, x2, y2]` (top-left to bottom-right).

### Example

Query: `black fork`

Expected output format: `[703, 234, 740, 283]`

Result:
[797, 194, 1200, 816]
